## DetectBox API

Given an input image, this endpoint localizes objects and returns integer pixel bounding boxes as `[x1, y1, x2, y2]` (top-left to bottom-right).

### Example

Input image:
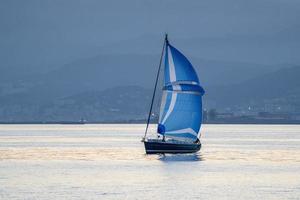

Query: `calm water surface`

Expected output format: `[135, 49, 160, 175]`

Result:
[0, 124, 300, 199]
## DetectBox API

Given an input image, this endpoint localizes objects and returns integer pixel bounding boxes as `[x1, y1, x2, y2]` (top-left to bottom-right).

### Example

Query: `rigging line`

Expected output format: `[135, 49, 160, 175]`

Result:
[143, 34, 167, 140]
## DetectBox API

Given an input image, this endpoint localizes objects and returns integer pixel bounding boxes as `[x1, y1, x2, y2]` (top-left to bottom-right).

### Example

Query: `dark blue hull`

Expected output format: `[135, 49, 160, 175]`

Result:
[144, 140, 201, 154]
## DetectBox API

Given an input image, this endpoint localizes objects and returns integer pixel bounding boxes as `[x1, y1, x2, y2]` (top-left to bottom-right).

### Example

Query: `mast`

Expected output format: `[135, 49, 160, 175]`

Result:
[142, 34, 167, 141]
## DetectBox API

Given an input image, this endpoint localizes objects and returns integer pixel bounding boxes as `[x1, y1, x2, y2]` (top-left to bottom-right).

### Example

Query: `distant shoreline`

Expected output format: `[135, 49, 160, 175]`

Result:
[0, 121, 300, 125]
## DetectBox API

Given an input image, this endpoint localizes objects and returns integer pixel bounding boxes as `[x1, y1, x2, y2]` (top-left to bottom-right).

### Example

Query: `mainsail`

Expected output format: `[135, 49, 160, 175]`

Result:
[157, 39, 205, 142]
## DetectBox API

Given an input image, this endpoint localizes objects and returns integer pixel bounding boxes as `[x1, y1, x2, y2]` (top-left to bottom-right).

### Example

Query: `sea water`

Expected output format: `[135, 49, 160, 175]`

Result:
[0, 124, 299, 199]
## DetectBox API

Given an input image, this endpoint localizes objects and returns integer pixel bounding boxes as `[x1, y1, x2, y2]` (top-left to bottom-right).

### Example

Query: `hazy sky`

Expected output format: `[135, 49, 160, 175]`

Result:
[1, 0, 300, 70]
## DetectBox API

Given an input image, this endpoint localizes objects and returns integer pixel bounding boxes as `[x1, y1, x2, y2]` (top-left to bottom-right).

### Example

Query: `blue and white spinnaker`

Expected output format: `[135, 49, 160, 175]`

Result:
[157, 40, 205, 142]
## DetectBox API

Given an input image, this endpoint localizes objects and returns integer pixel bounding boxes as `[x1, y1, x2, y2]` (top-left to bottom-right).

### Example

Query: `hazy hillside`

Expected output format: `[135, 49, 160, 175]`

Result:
[0, 53, 284, 102]
[206, 66, 300, 111]
[42, 86, 152, 122]
[0, 65, 299, 122]
[0, 86, 152, 122]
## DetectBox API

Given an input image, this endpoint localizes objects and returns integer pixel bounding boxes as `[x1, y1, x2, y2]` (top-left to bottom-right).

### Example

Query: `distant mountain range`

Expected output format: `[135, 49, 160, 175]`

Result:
[0, 53, 286, 98]
[205, 66, 300, 110]
[0, 52, 299, 122]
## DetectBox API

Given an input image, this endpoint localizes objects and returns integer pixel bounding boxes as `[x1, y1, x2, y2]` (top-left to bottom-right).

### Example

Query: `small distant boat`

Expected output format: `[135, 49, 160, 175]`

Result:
[57, 118, 86, 125]
[142, 34, 205, 154]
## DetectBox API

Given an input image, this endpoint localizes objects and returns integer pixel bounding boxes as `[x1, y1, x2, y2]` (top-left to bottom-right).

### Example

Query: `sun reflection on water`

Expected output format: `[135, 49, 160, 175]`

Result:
[1, 124, 300, 199]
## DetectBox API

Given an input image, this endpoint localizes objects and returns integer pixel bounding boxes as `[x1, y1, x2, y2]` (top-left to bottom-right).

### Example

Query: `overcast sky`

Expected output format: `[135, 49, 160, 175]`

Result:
[1, 0, 299, 70]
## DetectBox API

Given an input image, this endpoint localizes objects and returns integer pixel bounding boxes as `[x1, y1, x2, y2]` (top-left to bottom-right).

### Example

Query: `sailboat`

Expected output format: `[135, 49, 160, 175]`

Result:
[142, 34, 205, 154]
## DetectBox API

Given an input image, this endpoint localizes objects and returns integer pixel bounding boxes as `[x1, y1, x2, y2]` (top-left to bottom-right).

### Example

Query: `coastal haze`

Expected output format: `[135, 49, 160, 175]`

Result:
[1, 124, 300, 199]
[0, 0, 300, 122]
[1, 1, 300, 199]
[0, 0, 300, 200]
